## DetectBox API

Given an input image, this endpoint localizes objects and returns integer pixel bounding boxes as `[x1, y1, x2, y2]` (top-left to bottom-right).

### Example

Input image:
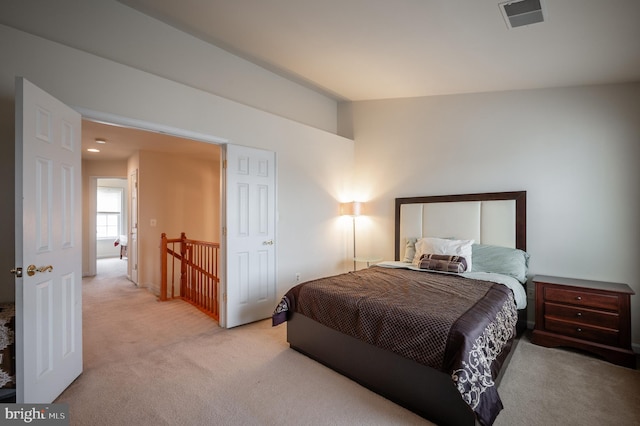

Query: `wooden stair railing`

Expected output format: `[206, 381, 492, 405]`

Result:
[161, 232, 220, 321]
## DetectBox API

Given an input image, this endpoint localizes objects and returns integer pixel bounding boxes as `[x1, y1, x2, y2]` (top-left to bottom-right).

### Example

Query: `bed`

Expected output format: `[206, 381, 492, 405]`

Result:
[272, 191, 529, 426]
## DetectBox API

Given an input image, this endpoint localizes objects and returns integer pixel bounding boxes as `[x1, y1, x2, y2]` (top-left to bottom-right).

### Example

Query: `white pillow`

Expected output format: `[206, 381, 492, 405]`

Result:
[413, 237, 474, 271]
[402, 237, 418, 263]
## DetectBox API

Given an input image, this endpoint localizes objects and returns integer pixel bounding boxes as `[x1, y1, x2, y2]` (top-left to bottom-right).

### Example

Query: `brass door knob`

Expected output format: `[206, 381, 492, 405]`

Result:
[26, 264, 54, 276]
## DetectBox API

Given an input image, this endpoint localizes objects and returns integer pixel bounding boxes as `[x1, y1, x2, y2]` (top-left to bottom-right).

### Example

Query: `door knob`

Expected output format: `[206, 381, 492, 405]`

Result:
[26, 264, 54, 276]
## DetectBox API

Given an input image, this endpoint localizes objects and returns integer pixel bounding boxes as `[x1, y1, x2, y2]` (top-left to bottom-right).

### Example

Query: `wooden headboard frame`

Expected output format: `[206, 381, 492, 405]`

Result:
[394, 191, 527, 261]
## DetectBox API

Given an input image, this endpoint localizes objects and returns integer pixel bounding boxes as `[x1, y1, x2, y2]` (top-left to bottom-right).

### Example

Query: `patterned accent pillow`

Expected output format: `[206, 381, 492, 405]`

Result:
[418, 254, 468, 273]
[413, 237, 474, 271]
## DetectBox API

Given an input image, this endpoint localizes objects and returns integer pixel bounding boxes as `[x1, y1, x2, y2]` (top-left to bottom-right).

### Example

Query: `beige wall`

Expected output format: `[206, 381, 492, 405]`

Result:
[341, 83, 640, 347]
[137, 149, 220, 295]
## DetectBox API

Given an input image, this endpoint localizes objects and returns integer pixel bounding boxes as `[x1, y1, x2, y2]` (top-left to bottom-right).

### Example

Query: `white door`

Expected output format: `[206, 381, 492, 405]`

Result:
[14, 77, 83, 402]
[129, 168, 138, 284]
[222, 144, 276, 328]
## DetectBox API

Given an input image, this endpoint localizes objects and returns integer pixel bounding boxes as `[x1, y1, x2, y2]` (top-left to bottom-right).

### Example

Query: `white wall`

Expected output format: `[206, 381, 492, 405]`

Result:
[0, 24, 354, 304]
[0, 0, 338, 133]
[342, 83, 640, 346]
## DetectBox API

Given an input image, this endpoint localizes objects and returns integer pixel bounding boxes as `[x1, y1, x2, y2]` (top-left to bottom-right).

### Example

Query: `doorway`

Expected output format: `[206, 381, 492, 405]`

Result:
[79, 109, 277, 329]
[81, 117, 222, 297]
[94, 178, 128, 278]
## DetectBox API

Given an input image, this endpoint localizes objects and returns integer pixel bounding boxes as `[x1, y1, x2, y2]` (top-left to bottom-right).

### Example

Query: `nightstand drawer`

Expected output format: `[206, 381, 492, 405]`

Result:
[544, 318, 619, 346]
[544, 302, 620, 329]
[544, 287, 619, 311]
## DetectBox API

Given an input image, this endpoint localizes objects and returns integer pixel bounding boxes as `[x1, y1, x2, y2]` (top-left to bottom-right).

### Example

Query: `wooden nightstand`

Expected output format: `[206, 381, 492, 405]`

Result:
[531, 275, 636, 368]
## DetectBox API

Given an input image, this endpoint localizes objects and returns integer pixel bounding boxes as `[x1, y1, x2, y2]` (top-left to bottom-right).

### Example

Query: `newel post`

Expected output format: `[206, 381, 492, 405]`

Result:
[160, 233, 168, 301]
[180, 232, 187, 297]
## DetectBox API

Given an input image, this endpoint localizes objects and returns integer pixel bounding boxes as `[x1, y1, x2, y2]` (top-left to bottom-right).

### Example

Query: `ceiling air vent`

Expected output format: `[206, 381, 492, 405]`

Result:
[499, 0, 545, 29]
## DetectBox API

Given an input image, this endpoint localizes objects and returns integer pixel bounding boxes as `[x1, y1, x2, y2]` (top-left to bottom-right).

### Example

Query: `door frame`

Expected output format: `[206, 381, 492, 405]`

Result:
[77, 108, 280, 328]
[87, 177, 128, 277]
[77, 107, 229, 286]
[75, 108, 229, 146]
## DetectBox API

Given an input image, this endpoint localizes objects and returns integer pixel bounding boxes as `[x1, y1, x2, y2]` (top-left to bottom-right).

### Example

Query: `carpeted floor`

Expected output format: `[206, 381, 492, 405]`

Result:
[55, 258, 640, 425]
[496, 334, 640, 425]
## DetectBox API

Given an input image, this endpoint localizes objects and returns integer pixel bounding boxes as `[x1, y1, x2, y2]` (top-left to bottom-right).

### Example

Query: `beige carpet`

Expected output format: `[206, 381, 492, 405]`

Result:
[56, 258, 640, 425]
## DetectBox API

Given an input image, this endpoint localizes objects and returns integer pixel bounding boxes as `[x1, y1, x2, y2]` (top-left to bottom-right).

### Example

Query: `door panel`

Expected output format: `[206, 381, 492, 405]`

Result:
[223, 145, 276, 328]
[15, 77, 82, 403]
[129, 169, 138, 284]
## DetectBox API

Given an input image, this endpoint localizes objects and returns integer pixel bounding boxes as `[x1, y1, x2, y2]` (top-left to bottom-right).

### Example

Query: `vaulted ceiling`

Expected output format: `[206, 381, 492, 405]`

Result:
[117, 0, 640, 101]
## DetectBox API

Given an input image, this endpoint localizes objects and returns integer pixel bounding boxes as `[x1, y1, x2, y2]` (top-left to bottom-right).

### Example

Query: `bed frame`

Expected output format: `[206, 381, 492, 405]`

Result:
[287, 191, 527, 426]
[395, 191, 528, 332]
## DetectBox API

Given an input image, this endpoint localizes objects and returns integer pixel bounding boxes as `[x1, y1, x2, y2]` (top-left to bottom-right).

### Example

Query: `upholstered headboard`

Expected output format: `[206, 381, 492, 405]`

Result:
[395, 191, 526, 261]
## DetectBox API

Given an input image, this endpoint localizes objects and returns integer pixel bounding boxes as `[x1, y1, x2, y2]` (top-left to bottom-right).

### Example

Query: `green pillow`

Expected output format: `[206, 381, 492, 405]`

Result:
[471, 244, 530, 283]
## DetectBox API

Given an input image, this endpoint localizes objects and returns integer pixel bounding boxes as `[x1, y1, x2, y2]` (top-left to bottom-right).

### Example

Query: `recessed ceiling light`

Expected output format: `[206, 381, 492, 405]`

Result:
[95, 138, 107, 144]
[87, 148, 100, 153]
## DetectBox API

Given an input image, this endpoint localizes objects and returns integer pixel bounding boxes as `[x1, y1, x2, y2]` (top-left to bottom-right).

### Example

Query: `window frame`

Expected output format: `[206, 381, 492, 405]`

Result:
[96, 186, 124, 240]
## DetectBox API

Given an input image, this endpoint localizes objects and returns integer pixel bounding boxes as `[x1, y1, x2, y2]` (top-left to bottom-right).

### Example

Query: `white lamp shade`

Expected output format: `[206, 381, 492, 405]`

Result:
[340, 201, 363, 216]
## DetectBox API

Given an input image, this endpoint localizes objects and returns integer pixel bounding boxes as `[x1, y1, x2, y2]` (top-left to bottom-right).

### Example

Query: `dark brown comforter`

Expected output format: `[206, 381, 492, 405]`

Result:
[272, 266, 518, 426]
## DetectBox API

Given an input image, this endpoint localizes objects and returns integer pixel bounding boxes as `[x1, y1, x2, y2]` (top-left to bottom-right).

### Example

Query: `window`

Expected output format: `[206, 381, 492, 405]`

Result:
[97, 187, 123, 239]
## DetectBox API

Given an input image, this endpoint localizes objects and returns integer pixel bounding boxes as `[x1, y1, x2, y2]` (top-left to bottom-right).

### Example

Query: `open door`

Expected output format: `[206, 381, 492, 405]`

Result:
[14, 78, 83, 402]
[222, 144, 276, 328]
[129, 168, 138, 284]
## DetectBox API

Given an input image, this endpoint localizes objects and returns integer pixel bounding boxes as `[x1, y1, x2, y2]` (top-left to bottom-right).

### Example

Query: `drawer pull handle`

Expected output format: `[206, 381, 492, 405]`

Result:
[576, 296, 582, 301]
[576, 312, 582, 317]
[577, 328, 582, 332]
